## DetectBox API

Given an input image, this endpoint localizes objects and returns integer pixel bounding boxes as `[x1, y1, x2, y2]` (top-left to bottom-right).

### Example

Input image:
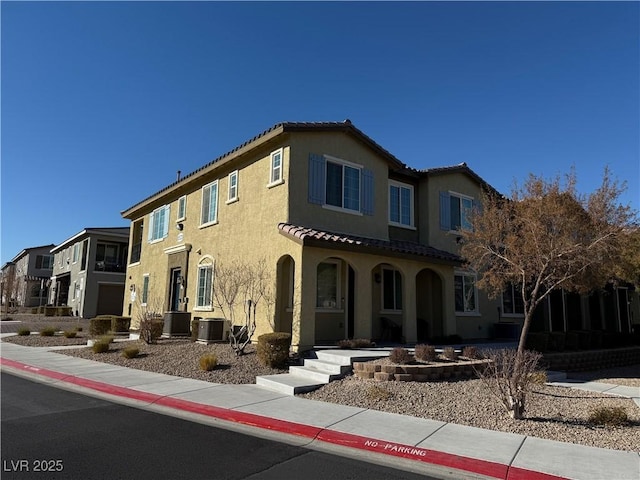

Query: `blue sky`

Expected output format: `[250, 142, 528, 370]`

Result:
[2, 1, 638, 265]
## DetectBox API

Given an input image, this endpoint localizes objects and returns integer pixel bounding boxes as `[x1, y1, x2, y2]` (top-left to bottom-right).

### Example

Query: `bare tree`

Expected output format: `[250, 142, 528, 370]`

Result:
[461, 168, 637, 419]
[136, 296, 164, 344]
[212, 257, 276, 356]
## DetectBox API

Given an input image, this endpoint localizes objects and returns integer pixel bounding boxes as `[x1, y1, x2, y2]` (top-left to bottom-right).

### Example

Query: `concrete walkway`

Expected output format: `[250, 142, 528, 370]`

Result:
[1, 341, 638, 480]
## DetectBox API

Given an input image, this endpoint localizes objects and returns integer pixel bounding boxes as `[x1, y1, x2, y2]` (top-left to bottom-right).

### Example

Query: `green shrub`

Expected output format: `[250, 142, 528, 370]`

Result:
[257, 332, 292, 368]
[199, 353, 218, 371]
[92, 341, 109, 353]
[90, 317, 112, 336]
[389, 347, 412, 364]
[443, 346, 458, 361]
[139, 318, 164, 345]
[39, 327, 56, 337]
[337, 338, 375, 349]
[99, 335, 115, 344]
[17, 328, 31, 336]
[122, 346, 139, 359]
[462, 346, 478, 359]
[414, 344, 436, 362]
[111, 316, 131, 333]
[63, 330, 77, 339]
[366, 384, 393, 401]
[588, 406, 628, 427]
[190, 319, 200, 343]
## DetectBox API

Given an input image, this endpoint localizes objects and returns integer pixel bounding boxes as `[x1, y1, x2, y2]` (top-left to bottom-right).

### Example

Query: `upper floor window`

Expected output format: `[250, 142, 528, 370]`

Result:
[95, 242, 126, 273]
[130, 220, 144, 264]
[502, 284, 525, 316]
[35, 255, 54, 270]
[227, 171, 238, 203]
[440, 191, 474, 232]
[389, 181, 414, 227]
[269, 149, 283, 186]
[454, 272, 478, 314]
[72, 243, 80, 263]
[148, 205, 170, 242]
[308, 153, 374, 216]
[200, 181, 218, 226]
[177, 196, 187, 222]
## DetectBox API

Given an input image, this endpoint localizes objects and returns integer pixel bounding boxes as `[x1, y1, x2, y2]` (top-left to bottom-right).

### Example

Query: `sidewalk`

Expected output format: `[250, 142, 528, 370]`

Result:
[1, 341, 638, 480]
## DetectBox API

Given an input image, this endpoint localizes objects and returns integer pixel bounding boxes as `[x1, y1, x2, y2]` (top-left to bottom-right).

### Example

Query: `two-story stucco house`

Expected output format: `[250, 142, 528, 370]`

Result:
[121, 121, 513, 351]
[1, 245, 55, 308]
[50, 227, 130, 318]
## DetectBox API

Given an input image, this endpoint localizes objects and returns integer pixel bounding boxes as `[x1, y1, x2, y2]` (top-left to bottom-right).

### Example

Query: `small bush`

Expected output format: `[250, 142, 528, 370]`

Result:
[199, 353, 218, 371]
[139, 318, 164, 345]
[389, 347, 412, 364]
[414, 344, 436, 362]
[122, 347, 139, 359]
[337, 338, 375, 349]
[39, 327, 56, 337]
[17, 328, 31, 336]
[462, 346, 478, 359]
[588, 406, 628, 427]
[92, 341, 109, 353]
[100, 335, 115, 344]
[443, 346, 458, 361]
[366, 384, 393, 401]
[111, 316, 131, 333]
[257, 332, 292, 368]
[63, 330, 77, 339]
[90, 317, 112, 336]
[528, 371, 548, 385]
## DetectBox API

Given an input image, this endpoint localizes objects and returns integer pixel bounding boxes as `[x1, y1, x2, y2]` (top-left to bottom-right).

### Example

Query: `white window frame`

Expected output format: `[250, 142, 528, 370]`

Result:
[454, 271, 479, 315]
[227, 170, 239, 204]
[268, 148, 284, 187]
[149, 205, 170, 243]
[323, 155, 363, 215]
[449, 191, 474, 232]
[194, 257, 214, 311]
[501, 284, 525, 317]
[381, 267, 403, 312]
[388, 180, 415, 228]
[141, 274, 149, 305]
[200, 180, 219, 227]
[177, 195, 187, 222]
[316, 260, 342, 311]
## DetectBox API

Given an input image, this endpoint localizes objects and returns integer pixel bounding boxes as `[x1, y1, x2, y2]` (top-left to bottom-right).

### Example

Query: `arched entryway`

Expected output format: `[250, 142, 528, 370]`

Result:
[314, 256, 356, 343]
[274, 255, 295, 335]
[371, 262, 405, 342]
[415, 268, 444, 342]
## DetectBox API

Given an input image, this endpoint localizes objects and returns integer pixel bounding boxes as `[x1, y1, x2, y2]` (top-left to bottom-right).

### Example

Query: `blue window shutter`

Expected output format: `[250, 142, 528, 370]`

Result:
[439, 191, 451, 231]
[162, 205, 170, 238]
[147, 213, 154, 242]
[308, 153, 326, 204]
[362, 169, 374, 215]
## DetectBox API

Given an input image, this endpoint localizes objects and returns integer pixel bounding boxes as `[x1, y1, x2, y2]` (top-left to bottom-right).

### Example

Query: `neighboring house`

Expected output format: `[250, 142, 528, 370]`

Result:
[1, 245, 55, 308]
[120, 120, 638, 351]
[50, 227, 130, 318]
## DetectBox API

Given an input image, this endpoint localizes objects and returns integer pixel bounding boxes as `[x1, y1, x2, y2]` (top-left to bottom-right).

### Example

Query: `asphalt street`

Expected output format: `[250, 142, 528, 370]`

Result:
[1, 373, 437, 480]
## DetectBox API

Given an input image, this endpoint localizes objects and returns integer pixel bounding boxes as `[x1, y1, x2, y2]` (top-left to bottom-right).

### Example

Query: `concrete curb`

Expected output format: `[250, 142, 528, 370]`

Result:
[1, 357, 567, 480]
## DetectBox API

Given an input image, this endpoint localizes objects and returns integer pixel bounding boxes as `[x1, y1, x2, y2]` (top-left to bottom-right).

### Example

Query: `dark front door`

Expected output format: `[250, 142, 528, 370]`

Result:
[169, 268, 182, 311]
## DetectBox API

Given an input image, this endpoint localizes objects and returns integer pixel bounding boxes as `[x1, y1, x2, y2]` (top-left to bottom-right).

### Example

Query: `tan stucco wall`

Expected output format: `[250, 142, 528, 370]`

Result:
[288, 132, 392, 240]
[123, 142, 307, 345]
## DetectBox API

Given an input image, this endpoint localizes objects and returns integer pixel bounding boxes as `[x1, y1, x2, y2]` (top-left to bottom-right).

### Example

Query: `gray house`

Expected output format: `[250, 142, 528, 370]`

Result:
[1, 245, 55, 308]
[50, 227, 129, 318]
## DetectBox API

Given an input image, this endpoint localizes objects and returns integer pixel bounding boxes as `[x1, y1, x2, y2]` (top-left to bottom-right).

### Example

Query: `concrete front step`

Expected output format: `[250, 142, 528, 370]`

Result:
[303, 358, 353, 375]
[289, 365, 343, 383]
[256, 374, 325, 395]
[315, 349, 390, 365]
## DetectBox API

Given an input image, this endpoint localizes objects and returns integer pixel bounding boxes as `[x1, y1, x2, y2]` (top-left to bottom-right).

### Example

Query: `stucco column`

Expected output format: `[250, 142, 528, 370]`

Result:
[295, 256, 317, 352]
[354, 271, 372, 339]
[442, 273, 457, 336]
[403, 272, 417, 343]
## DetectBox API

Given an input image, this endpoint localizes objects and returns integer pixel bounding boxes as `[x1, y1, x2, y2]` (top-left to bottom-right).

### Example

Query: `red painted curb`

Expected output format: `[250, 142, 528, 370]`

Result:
[1, 357, 568, 480]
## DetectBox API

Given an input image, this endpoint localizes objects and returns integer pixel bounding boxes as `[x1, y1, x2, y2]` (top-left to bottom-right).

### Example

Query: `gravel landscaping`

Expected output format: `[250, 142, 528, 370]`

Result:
[2, 331, 639, 452]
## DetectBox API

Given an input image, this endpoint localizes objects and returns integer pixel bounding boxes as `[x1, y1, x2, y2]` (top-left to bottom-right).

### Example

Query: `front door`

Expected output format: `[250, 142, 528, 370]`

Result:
[169, 268, 182, 311]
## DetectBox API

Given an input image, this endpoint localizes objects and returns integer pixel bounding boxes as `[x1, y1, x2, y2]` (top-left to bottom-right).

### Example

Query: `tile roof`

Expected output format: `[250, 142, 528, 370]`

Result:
[278, 223, 462, 265]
